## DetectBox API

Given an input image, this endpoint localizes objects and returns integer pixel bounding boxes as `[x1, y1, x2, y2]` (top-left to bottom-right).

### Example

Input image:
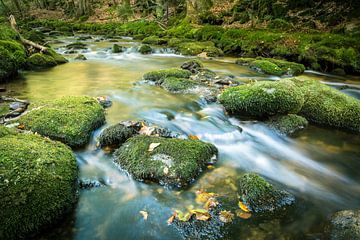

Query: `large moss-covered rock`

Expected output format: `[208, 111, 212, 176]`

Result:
[139, 44, 152, 54]
[236, 58, 305, 76]
[143, 68, 191, 82]
[219, 80, 304, 118]
[112, 44, 123, 53]
[181, 59, 204, 73]
[266, 114, 308, 135]
[290, 78, 360, 133]
[46, 48, 68, 64]
[98, 123, 137, 148]
[19, 96, 105, 147]
[161, 77, 199, 92]
[325, 210, 360, 240]
[238, 173, 295, 213]
[0, 40, 27, 81]
[26, 53, 57, 68]
[114, 135, 218, 187]
[0, 126, 77, 239]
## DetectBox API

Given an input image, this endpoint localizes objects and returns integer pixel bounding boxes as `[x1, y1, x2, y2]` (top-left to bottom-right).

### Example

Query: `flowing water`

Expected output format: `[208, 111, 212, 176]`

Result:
[2, 35, 360, 240]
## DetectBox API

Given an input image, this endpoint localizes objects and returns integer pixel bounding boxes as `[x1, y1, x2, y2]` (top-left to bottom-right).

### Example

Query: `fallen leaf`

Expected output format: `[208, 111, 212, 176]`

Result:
[148, 143, 160, 152]
[238, 201, 251, 213]
[189, 135, 200, 140]
[139, 126, 155, 136]
[167, 214, 175, 225]
[139, 211, 148, 220]
[17, 124, 25, 130]
[204, 197, 219, 210]
[190, 209, 211, 221]
[175, 210, 192, 222]
[207, 165, 215, 170]
[195, 190, 216, 204]
[219, 210, 234, 223]
[163, 167, 169, 175]
[235, 209, 252, 219]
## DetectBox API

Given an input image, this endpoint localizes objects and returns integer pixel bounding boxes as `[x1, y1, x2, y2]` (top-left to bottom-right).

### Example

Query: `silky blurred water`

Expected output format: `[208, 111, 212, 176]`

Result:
[2, 35, 360, 240]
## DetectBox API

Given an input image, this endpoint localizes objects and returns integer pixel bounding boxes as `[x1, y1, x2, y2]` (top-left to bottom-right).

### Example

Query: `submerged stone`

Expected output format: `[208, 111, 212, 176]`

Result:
[114, 135, 218, 187]
[266, 114, 308, 135]
[238, 173, 295, 213]
[325, 210, 360, 240]
[219, 80, 304, 118]
[236, 58, 305, 76]
[19, 96, 105, 147]
[0, 126, 77, 239]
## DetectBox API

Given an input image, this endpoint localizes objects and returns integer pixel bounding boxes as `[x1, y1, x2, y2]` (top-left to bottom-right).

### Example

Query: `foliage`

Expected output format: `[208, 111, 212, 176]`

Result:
[19, 96, 105, 147]
[0, 126, 77, 239]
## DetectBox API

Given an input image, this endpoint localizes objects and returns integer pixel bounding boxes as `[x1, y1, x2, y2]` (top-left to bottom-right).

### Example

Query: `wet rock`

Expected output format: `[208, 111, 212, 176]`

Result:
[76, 36, 92, 41]
[78, 179, 104, 189]
[142, 36, 168, 45]
[236, 58, 305, 76]
[138, 44, 152, 54]
[26, 49, 67, 69]
[266, 114, 308, 135]
[0, 87, 6, 92]
[0, 125, 77, 239]
[219, 80, 305, 119]
[181, 59, 204, 74]
[95, 96, 112, 108]
[65, 42, 87, 50]
[74, 54, 87, 60]
[19, 96, 105, 147]
[325, 210, 360, 240]
[143, 68, 191, 83]
[112, 44, 123, 53]
[238, 173, 295, 213]
[98, 123, 137, 148]
[174, 41, 224, 57]
[114, 135, 218, 187]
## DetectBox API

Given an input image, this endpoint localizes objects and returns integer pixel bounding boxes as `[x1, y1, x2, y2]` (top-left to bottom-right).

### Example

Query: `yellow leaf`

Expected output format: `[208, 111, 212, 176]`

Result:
[175, 210, 192, 222]
[17, 124, 25, 130]
[195, 190, 216, 204]
[238, 201, 251, 213]
[167, 214, 175, 225]
[139, 211, 148, 220]
[190, 209, 211, 221]
[207, 165, 215, 170]
[204, 197, 219, 210]
[148, 143, 160, 152]
[189, 135, 200, 140]
[219, 210, 234, 223]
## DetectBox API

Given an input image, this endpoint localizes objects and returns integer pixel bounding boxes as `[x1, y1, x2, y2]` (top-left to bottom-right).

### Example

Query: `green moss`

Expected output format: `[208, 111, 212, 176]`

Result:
[19, 96, 105, 147]
[176, 41, 224, 57]
[236, 58, 305, 76]
[0, 40, 27, 81]
[26, 53, 57, 69]
[142, 36, 168, 45]
[219, 80, 305, 118]
[267, 114, 308, 135]
[181, 59, 204, 73]
[161, 77, 199, 92]
[0, 103, 9, 116]
[112, 44, 123, 53]
[114, 135, 218, 187]
[143, 68, 191, 82]
[98, 123, 137, 148]
[238, 173, 295, 213]
[290, 78, 360, 133]
[22, 30, 46, 44]
[138, 44, 152, 54]
[46, 48, 68, 64]
[0, 126, 77, 239]
[65, 42, 87, 49]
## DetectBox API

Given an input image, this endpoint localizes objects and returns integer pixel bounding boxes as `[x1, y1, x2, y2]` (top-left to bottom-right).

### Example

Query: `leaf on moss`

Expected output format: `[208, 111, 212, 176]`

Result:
[219, 210, 234, 223]
[189, 135, 200, 140]
[238, 201, 251, 212]
[148, 142, 160, 152]
[139, 126, 156, 136]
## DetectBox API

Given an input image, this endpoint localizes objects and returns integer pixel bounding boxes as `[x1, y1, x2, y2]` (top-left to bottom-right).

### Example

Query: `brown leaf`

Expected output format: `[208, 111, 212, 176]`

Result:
[139, 126, 155, 136]
[219, 210, 234, 223]
[167, 214, 175, 225]
[235, 209, 252, 219]
[189, 135, 200, 140]
[17, 124, 25, 130]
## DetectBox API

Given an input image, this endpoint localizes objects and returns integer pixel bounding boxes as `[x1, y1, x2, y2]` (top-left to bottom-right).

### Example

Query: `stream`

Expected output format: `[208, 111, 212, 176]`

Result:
[2, 35, 360, 240]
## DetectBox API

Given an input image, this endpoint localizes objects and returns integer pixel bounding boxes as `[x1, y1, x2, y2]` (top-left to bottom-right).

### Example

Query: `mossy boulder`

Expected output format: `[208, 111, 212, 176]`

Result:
[0, 40, 27, 81]
[46, 48, 68, 64]
[176, 41, 224, 57]
[19, 96, 105, 147]
[0, 126, 77, 239]
[142, 36, 168, 45]
[219, 80, 304, 118]
[65, 42, 87, 50]
[143, 68, 191, 82]
[139, 44, 152, 54]
[98, 123, 137, 148]
[161, 77, 199, 92]
[112, 44, 123, 53]
[290, 78, 360, 133]
[238, 173, 295, 213]
[74, 54, 87, 60]
[266, 114, 308, 135]
[26, 53, 57, 68]
[114, 135, 218, 187]
[325, 210, 360, 240]
[181, 59, 204, 73]
[236, 58, 305, 76]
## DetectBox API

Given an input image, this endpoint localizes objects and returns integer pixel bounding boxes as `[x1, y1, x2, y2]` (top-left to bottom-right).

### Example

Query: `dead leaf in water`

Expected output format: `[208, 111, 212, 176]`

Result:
[167, 214, 175, 225]
[139, 211, 148, 220]
[195, 190, 216, 204]
[219, 210, 234, 223]
[204, 197, 219, 210]
[190, 209, 211, 221]
[235, 209, 252, 219]
[238, 201, 251, 213]
[148, 143, 160, 152]
[175, 210, 192, 222]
